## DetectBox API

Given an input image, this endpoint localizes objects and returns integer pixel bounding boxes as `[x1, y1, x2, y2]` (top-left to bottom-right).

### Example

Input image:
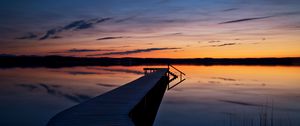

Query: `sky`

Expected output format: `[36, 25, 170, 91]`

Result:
[0, 0, 300, 58]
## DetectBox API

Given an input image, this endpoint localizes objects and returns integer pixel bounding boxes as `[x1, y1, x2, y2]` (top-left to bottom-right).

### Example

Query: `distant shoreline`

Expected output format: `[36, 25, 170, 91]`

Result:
[0, 55, 300, 68]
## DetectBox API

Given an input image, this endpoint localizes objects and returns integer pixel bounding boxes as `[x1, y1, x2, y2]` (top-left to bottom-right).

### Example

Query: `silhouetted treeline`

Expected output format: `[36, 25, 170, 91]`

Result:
[0, 55, 300, 68]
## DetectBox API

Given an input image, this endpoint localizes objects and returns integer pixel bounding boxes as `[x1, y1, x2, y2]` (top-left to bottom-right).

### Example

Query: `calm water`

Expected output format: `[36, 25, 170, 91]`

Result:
[0, 65, 299, 126]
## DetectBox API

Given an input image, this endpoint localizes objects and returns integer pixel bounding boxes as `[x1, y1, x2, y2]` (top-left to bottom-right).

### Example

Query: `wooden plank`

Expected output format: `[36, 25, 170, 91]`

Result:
[47, 68, 168, 126]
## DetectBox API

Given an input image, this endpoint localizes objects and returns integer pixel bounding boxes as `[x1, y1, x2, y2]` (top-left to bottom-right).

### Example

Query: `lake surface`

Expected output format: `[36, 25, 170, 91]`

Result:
[0, 65, 299, 126]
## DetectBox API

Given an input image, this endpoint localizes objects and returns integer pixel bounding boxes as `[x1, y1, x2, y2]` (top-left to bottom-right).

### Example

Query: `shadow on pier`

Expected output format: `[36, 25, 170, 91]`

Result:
[129, 73, 169, 126]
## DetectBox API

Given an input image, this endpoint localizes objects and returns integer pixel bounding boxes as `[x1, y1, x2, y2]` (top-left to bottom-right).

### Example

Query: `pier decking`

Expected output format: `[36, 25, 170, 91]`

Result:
[47, 68, 170, 126]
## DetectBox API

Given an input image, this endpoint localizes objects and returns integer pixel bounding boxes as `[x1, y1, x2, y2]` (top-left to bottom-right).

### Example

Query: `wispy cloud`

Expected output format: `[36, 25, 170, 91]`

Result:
[96, 33, 182, 41]
[51, 36, 63, 39]
[38, 18, 112, 40]
[273, 11, 300, 17]
[115, 15, 140, 23]
[219, 16, 271, 24]
[63, 18, 112, 30]
[16, 33, 38, 40]
[219, 11, 300, 24]
[87, 47, 181, 56]
[97, 36, 126, 40]
[40, 28, 61, 40]
[49, 48, 114, 54]
[209, 43, 238, 47]
[41, 18, 111, 40]
[61, 18, 111, 31]
[222, 8, 238, 12]
[66, 48, 112, 53]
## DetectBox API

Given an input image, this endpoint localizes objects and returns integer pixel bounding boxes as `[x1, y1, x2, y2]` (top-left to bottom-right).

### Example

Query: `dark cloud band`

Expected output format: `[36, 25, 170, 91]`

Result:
[87, 47, 181, 56]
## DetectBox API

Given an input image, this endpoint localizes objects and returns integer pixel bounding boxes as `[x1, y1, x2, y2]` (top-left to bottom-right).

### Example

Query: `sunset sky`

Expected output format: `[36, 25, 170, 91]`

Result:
[0, 0, 300, 58]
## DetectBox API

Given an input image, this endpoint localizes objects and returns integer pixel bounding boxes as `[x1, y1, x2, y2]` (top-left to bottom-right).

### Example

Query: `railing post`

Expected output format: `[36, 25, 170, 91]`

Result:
[180, 73, 182, 81]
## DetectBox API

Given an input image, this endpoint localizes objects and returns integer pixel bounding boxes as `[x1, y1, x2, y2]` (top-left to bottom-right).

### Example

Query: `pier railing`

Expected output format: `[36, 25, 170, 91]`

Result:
[144, 64, 186, 90]
[167, 64, 186, 90]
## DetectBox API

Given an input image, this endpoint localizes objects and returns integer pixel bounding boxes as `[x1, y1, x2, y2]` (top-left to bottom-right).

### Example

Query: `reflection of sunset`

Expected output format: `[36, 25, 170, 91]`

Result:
[175, 65, 300, 88]
[157, 65, 300, 125]
[1, 65, 300, 125]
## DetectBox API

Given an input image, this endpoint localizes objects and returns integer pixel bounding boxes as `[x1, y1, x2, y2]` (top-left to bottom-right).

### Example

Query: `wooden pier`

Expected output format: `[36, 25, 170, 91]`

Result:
[47, 66, 184, 126]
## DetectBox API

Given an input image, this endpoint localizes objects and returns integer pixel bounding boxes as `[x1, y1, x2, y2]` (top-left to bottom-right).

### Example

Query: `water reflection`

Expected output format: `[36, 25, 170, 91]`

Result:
[96, 83, 118, 87]
[87, 67, 144, 75]
[155, 65, 300, 126]
[0, 66, 142, 126]
[16, 83, 92, 103]
[0, 65, 299, 126]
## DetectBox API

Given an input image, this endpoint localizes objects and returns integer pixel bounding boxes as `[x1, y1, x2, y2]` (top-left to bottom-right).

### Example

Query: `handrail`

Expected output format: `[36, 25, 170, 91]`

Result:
[168, 79, 186, 90]
[143, 64, 186, 90]
[168, 64, 186, 75]
[166, 64, 186, 90]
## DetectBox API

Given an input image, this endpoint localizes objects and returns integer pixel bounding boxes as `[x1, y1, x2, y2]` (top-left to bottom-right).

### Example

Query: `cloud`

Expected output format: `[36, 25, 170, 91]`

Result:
[115, 15, 139, 23]
[63, 20, 91, 30]
[137, 32, 183, 38]
[49, 48, 114, 54]
[219, 16, 271, 24]
[87, 47, 181, 56]
[209, 43, 238, 47]
[219, 11, 300, 25]
[63, 18, 112, 31]
[273, 11, 300, 17]
[97, 36, 126, 40]
[39, 17, 112, 40]
[222, 8, 238, 12]
[40, 28, 61, 40]
[51, 36, 63, 39]
[67, 48, 112, 53]
[62, 18, 111, 30]
[96, 33, 182, 41]
[16, 33, 38, 40]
